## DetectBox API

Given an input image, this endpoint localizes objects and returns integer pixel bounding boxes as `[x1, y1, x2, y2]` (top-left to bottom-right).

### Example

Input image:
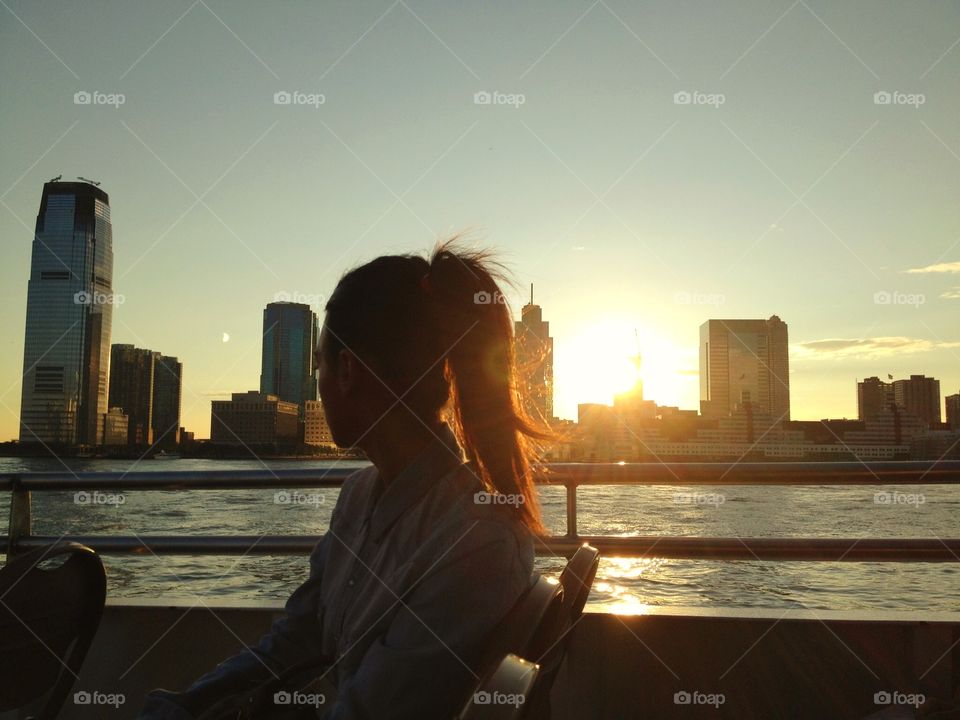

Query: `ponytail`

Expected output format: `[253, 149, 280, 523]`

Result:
[426, 239, 553, 535]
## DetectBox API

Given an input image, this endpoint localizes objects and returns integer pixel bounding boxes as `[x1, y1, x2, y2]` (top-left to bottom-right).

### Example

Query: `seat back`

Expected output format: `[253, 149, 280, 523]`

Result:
[524, 544, 600, 719]
[458, 654, 539, 720]
[557, 544, 599, 628]
[478, 575, 563, 677]
[0, 542, 107, 719]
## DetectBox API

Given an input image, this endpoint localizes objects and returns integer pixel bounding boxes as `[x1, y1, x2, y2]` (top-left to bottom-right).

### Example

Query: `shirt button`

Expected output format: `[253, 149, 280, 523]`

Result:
[348, 578, 355, 587]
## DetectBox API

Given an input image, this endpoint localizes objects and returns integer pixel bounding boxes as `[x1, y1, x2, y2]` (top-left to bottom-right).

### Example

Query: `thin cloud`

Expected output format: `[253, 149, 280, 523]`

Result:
[941, 287, 960, 299]
[795, 336, 960, 359]
[905, 261, 960, 274]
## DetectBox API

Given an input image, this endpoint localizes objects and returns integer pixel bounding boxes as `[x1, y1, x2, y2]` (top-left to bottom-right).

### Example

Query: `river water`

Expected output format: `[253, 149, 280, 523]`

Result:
[2, 456, 957, 613]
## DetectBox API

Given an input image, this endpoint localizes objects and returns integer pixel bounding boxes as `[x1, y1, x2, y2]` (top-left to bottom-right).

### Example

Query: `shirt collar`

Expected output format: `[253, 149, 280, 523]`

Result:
[368, 422, 467, 541]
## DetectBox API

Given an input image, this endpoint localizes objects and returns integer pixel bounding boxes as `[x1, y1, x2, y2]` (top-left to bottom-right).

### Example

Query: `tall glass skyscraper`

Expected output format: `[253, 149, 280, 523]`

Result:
[108, 344, 157, 446]
[19, 181, 114, 446]
[699, 315, 790, 421]
[260, 302, 318, 417]
[152, 354, 183, 449]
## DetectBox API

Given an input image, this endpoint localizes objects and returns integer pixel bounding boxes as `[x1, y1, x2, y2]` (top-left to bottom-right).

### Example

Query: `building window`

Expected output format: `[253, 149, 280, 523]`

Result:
[34, 366, 64, 394]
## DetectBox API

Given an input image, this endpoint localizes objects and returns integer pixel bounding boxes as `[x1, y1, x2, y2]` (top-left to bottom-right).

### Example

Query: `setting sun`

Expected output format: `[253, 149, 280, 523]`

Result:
[555, 317, 689, 412]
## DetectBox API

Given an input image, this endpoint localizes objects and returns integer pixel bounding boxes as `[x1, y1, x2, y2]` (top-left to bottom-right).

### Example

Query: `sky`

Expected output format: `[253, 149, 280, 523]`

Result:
[1, 0, 959, 441]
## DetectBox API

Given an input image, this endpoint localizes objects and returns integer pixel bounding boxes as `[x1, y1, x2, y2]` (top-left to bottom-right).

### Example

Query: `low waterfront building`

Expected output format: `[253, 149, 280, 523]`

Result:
[210, 391, 299, 446]
[303, 400, 334, 448]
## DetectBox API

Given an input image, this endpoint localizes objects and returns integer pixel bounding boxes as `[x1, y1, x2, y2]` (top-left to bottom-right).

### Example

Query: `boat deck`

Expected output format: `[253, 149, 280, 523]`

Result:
[67, 600, 958, 719]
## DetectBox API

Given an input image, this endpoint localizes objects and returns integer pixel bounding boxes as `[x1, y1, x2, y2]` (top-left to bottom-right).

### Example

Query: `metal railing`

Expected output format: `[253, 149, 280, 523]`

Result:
[4, 461, 960, 561]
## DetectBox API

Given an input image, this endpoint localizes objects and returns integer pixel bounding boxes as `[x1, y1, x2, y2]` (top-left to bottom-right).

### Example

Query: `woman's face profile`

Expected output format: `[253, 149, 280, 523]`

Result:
[317, 322, 354, 448]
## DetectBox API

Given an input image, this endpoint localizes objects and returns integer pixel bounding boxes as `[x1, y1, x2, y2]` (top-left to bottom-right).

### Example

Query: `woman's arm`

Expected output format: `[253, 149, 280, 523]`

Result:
[137, 533, 332, 719]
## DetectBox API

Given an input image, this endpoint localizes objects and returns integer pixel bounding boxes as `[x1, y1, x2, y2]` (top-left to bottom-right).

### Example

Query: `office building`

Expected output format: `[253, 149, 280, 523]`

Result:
[699, 316, 790, 420]
[18, 180, 114, 445]
[260, 302, 318, 417]
[152, 355, 183, 449]
[514, 285, 554, 423]
[304, 400, 334, 447]
[102, 407, 129, 446]
[892, 374, 940, 428]
[108, 344, 156, 445]
[211, 391, 299, 445]
[947, 393, 960, 430]
[858, 376, 895, 421]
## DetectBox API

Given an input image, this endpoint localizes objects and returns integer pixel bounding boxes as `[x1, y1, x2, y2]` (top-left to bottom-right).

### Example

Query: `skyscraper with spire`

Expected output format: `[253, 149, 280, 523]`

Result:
[514, 284, 554, 423]
[19, 180, 114, 446]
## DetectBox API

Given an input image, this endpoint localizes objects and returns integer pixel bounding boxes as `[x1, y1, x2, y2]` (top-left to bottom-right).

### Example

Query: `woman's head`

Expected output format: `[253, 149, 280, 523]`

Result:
[318, 238, 552, 533]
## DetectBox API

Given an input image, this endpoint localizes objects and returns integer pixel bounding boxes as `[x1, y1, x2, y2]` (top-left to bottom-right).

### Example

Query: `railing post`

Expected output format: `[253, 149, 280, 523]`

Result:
[566, 479, 577, 540]
[7, 478, 31, 558]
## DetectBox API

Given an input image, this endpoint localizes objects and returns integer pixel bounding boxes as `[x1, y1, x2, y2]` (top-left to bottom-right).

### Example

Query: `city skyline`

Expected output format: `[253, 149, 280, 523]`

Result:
[4, 179, 959, 442]
[2, 2, 959, 441]
[6, 179, 956, 444]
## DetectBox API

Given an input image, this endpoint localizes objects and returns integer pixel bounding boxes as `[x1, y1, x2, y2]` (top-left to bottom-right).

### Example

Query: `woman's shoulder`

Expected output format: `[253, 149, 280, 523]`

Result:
[447, 464, 536, 561]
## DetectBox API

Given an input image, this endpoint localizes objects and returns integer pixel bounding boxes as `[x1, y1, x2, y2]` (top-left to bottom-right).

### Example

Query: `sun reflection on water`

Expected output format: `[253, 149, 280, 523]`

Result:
[589, 556, 665, 614]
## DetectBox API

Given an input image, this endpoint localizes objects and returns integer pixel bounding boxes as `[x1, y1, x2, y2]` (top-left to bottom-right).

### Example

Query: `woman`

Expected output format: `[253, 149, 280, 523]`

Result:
[140, 239, 554, 719]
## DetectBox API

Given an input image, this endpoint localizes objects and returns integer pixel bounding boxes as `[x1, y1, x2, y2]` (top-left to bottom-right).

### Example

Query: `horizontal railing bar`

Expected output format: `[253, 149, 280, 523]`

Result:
[1, 461, 959, 490]
[8, 535, 960, 562]
[0, 467, 357, 490]
[548, 461, 960, 486]
[558, 537, 960, 562]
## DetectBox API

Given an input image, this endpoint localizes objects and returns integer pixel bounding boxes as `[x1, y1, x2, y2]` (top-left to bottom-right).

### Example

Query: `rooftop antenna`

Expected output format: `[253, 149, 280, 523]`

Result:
[49, 174, 62, 183]
[77, 176, 101, 186]
[633, 328, 642, 372]
[530, 283, 534, 305]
